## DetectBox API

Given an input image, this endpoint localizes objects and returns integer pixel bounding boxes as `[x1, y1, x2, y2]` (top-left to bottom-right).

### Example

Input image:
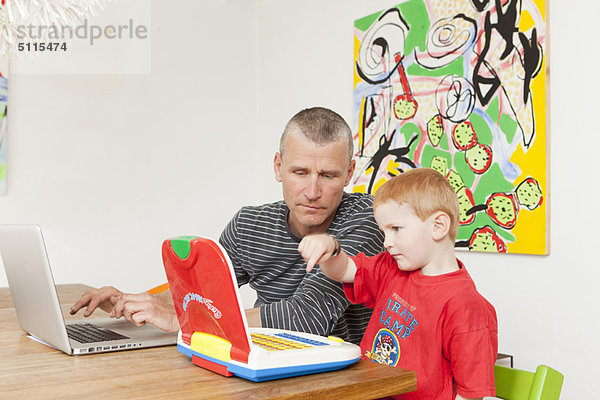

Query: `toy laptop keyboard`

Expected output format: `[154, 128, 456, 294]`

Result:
[162, 236, 360, 382]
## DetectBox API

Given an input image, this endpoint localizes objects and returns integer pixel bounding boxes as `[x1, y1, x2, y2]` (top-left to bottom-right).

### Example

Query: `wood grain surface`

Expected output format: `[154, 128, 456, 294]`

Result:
[0, 284, 416, 400]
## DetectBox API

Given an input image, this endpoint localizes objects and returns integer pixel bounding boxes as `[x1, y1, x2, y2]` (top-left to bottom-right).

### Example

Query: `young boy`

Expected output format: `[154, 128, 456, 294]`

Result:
[298, 168, 497, 400]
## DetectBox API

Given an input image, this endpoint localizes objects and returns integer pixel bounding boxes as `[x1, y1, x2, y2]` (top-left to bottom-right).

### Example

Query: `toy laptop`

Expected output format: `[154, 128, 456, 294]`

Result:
[161, 236, 360, 382]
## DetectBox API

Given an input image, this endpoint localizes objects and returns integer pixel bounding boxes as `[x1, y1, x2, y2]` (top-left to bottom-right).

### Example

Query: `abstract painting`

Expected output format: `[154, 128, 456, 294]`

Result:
[352, 0, 547, 254]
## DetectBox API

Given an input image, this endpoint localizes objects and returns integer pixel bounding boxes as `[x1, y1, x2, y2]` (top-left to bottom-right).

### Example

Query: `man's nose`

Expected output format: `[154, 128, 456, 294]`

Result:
[304, 175, 321, 200]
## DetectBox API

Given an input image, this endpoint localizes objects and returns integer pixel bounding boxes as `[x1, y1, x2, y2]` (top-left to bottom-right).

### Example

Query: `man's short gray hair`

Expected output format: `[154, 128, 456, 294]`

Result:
[279, 107, 354, 164]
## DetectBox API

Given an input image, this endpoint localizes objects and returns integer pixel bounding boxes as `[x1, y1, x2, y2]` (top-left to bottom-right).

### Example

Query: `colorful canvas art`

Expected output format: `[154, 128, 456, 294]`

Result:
[352, 0, 547, 255]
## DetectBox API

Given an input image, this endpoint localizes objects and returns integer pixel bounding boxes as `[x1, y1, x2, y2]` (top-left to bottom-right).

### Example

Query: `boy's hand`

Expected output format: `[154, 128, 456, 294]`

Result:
[298, 234, 339, 273]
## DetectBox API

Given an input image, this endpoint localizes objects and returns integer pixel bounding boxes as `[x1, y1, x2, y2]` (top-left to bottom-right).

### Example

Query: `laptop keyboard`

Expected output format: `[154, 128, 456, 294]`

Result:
[66, 323, 129, 344]
[251, 332, 330, 351]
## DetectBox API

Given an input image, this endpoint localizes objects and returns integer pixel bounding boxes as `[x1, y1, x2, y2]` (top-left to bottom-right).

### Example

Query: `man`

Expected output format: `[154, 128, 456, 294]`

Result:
[71, 107, 384, 344]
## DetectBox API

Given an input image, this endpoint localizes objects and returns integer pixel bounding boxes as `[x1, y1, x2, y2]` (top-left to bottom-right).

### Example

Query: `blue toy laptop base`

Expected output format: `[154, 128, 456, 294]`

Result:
[176, 328, 360, 382]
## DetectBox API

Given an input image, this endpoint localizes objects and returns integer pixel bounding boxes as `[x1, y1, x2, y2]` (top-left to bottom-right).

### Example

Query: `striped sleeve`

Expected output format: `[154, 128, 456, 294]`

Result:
[219, 210, 250, 286]
[218, 193, 385, 344]
[259, 194, 384, 342]
[260, 269, 349, 336]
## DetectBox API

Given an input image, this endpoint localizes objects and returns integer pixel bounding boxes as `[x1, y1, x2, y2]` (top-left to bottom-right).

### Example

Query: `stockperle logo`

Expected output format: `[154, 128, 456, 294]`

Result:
[16, 18, 148, 46]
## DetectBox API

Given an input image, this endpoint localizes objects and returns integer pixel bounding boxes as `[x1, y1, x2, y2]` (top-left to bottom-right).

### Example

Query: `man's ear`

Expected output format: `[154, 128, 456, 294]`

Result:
[431, 211, 451, 241]
[274, 152, 283, 182]
[344, 159, 356, 186]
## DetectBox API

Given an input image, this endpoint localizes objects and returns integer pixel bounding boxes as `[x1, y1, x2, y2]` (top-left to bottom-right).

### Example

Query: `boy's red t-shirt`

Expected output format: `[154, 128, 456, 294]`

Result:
[344, 252, 498, 399]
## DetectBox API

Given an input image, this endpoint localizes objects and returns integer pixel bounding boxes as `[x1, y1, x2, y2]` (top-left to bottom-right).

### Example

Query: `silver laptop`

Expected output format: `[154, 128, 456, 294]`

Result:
[0, 224, 177, 355]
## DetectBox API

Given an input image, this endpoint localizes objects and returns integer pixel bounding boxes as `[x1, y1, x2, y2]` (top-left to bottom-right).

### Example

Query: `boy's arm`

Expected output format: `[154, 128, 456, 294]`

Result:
[298, 234, 357, 283]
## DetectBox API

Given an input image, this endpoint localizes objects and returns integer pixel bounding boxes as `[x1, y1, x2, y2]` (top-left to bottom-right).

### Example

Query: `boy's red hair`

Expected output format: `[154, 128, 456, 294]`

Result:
[373, 168, 460, 241]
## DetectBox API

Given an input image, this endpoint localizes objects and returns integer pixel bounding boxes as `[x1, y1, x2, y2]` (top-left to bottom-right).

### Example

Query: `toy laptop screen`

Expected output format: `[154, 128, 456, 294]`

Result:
[162, 235, 360, 382]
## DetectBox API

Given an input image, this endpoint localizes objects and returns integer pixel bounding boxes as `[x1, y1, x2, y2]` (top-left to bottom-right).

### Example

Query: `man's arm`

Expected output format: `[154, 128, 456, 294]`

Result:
[258, 270, 351, 337]
[71, 284, 259, 331]
[244, 307, 261, 327]
[267, 200, 382, 338]
[219, 209, 264, 327]
[220, 214, 350, 336]
[219, 196, 383, 338]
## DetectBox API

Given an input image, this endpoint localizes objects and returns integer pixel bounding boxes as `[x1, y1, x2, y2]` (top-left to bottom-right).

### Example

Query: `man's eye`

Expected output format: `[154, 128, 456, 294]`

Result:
[392, 227, 401, 232]
[295, 171, 307, 176]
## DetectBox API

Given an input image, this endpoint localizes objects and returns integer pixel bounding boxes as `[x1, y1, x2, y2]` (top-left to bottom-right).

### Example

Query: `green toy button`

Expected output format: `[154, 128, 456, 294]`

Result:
[170, 236, 200, 260]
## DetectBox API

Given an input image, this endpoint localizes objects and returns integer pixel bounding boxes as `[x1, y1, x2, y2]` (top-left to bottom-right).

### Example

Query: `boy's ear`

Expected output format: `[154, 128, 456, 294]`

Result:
[431, 211, 451, 241]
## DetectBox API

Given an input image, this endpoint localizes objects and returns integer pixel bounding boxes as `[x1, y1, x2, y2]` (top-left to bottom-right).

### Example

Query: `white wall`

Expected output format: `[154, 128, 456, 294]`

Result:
[256, 0, 599, 399]
[1, 0, 597, 398]
[0, 0, 262, 292]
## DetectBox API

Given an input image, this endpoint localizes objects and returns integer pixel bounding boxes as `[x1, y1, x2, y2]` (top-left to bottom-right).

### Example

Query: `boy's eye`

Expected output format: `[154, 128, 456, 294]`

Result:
[392, 226, 401, 232]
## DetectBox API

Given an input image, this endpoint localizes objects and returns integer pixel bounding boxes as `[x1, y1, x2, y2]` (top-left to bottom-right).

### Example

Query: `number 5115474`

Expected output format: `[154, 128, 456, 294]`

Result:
[17, 42, 67, 52]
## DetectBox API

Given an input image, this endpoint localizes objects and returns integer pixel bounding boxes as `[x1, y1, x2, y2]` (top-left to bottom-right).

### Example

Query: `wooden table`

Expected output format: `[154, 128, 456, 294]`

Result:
[0, 284, 417, 400]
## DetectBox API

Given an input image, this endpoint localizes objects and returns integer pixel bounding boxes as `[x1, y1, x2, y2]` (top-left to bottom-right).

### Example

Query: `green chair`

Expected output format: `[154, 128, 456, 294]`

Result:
[494, 364, 564, 400]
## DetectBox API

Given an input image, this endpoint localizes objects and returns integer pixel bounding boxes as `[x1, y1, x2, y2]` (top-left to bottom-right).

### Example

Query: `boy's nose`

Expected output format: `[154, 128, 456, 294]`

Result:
[383, 235, 394, 250]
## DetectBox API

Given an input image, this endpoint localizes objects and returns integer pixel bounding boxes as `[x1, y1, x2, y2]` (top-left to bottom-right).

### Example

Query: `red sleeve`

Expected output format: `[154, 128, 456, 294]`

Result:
[343, 252, 390, 309]
[443, 295, 498, 398]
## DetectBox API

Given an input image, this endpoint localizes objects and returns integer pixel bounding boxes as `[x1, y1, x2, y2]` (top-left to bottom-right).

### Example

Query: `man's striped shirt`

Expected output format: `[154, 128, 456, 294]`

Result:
[219, 192, 384, 344]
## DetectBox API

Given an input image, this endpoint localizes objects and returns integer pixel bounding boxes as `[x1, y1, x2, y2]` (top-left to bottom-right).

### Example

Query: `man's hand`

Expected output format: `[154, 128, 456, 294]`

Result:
[298, 234, 338, 272]
[111, 292, 179, 332]
[70, 286, 123, 317]
[70, 286, 179, 333]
